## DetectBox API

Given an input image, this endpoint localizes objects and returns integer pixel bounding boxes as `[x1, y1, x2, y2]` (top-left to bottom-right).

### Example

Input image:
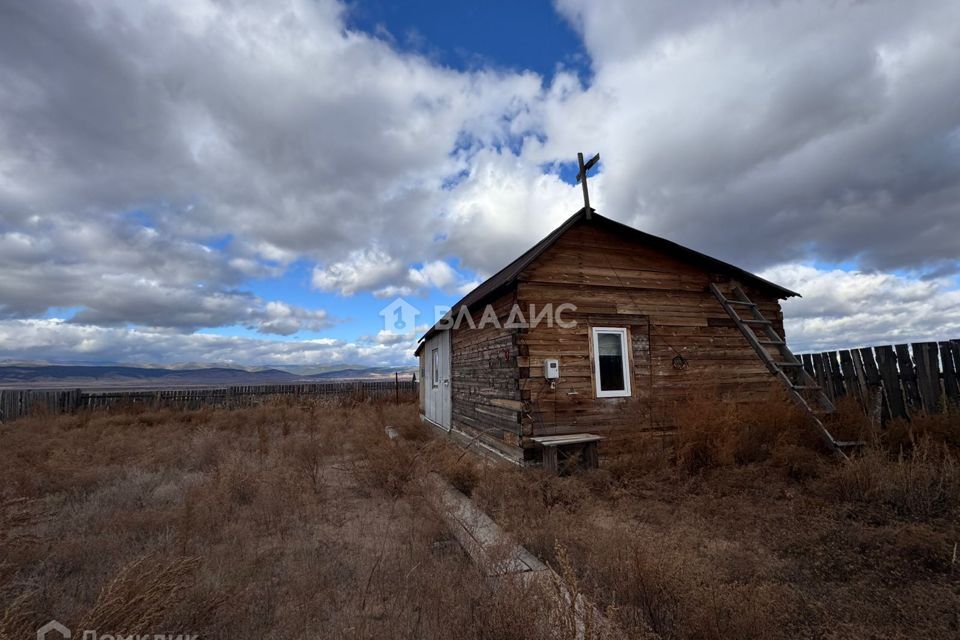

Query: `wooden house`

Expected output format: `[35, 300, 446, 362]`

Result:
[415, 208, 806, 466]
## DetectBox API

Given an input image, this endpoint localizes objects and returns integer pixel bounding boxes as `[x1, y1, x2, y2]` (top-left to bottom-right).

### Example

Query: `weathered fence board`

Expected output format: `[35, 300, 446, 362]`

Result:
[801, 353, 815, 379]
[858, 348, 882, 387]
[913, 342, 941, 414]
[826, 351, 844, 399]
[873, 346, 902, 419]
[850, 349, 869, 402]
[812, 352, 828, 398]
[942, 341, 960, 408]
[894, 343, 922, 413]
[838, 350, 860, 405]
[0, 379, 418, 423]
[801, 339, 960, 422]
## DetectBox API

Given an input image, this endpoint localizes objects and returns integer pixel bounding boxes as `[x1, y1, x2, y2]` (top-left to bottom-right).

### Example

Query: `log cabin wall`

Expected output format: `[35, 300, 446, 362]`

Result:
[516, 221, 785, 445]
[449, 289, 525, 462]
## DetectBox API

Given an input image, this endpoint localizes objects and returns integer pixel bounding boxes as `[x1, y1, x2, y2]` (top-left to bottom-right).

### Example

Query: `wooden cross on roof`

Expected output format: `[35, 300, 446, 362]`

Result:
[576, 152, 600, 220]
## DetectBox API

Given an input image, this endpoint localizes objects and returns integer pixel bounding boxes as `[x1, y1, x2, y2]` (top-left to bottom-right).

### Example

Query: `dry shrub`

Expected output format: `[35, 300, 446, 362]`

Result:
[852, 523, 955, 574]
[832, 438, 960, 519]
[186, 427, 221, 471]
[602, 433, 673, 484]
[395, 417, 432, 442]
[475, 466, 590, 520]
[5, 394, 957, 639]
[553, 529, 797, 640]
[426, 441, 481, 496]
[824, 395, 875, 442]
[471, 466, 592, 566]
[772, 443, 823, 480]
[673, 387, 811, 473]
[0, 590, 39, 639]
[282, 433, 327, 494]
[347, 417, 419, 497]
[883, 412, 960, 451]
[79, 554, 200, 635]
[217, 452, 259, 506]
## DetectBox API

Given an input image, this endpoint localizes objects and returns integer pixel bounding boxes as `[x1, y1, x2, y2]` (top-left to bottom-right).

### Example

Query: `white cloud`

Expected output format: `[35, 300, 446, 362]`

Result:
[438, 148, 589, 273]
[311, 248, 406, 296]
[1, 0, 959, 365]
[312, 252, 477, 299]
[250, 301, 331, 336]
[0, 319, 413, 367]
[408, 261, 459, 290]
[761, 264, 960, 352]
[547, 0, 960, 272]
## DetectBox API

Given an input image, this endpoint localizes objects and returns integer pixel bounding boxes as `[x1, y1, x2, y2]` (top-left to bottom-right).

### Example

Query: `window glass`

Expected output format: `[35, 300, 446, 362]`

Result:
[592, 328, 631, 397]
[597, 332, 626, 391]
[431, 348, 440, 387]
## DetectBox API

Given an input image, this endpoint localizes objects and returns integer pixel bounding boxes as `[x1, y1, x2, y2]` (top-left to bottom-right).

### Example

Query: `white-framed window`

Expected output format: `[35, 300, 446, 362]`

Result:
[591, 327, 632, 398]
[431, 348, 440, 387]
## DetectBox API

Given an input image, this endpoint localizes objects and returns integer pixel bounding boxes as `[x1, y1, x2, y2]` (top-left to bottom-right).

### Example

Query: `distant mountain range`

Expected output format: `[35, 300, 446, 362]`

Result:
[0, 363, 416, 390]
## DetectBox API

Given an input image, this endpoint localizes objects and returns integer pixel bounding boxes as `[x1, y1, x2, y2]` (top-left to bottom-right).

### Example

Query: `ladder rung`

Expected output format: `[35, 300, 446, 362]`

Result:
[711, 280, 844, 454]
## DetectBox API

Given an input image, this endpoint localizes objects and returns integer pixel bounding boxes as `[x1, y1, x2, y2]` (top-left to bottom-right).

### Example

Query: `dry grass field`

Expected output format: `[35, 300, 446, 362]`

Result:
[1, 393, 958, 639]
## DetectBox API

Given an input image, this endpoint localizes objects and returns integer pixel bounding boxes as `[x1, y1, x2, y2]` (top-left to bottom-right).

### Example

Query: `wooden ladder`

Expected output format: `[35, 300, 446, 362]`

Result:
[709, 282, 861, 455]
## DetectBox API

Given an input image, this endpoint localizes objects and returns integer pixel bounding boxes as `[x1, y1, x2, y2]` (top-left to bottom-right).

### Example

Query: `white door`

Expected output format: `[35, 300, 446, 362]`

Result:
[424, 330, 452, 430]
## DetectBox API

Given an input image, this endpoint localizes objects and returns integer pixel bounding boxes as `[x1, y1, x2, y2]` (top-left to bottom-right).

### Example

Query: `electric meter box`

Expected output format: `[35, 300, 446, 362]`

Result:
[543, 358, 560, 380]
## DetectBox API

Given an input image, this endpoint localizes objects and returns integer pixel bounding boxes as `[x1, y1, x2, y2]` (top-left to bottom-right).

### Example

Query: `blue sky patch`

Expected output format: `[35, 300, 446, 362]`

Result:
[345, 0, 590, 82]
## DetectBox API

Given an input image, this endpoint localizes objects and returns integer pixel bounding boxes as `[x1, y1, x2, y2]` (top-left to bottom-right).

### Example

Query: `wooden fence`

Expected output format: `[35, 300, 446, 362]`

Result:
[798, 339, 960, 420]
[0, 379, 419, 424]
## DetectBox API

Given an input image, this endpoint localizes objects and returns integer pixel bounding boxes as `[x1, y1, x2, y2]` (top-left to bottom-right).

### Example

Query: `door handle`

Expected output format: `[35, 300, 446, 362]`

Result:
[443, 379, 449, 386]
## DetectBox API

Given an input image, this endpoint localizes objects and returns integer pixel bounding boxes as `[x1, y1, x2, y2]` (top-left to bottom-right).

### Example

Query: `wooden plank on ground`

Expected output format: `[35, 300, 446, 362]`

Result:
[425, 473, 546, 576]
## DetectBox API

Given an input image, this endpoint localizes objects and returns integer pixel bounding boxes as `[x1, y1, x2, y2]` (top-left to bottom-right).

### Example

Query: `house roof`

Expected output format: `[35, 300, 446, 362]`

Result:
[415, 208, 799, 353]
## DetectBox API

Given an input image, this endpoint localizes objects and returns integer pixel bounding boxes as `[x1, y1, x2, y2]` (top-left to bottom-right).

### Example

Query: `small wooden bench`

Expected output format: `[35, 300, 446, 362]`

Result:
[529, 434, 602, 474]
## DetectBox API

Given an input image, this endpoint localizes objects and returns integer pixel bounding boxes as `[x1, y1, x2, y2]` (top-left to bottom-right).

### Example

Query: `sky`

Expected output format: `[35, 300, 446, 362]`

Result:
[0, 0, 959, 368]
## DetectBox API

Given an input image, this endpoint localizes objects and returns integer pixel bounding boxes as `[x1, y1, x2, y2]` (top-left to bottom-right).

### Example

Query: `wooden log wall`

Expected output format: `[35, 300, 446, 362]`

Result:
[798, 340, 960, 420]
[518, 222, 785, 440]
[449, 290, 525, 462]
[0, 379, 418, 424]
